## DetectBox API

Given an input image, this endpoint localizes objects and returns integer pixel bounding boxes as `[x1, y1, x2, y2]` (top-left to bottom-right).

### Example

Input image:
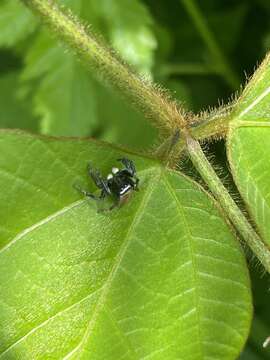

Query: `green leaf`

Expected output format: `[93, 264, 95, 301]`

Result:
[22, 31, 99, 136]
[0, 0, 36, 47]
[0, 131, 251, 359]
[22, 30, 156, 144]
[227, 52, 270, 245]
[95, 0, 157, 75]
[0, 71, 38, 131]
[62, 0, 157, 75]
[20, 0, 157, 137]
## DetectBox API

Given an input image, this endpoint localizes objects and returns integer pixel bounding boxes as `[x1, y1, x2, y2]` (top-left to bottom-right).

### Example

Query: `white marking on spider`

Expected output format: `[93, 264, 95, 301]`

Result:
[263, 336, 270, 348]
[112, 167, 119, 174]
[120, 184, 131, 195]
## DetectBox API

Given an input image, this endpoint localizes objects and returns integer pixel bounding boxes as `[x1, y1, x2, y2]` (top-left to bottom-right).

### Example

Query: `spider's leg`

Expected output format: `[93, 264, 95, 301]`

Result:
[98, 203, 117, 213]
[118, 158, 140, 190]
[117, 158, 136, 176]
[97, 201, 118, 213]
[99, 189, 107, 199]
[125, 175, 139, 191]
[73, 183, 100, 201]
[88, 164, 111, 194]
[108, 202, 118, 211]
[97, 192, 118, 213]
[134, 177, 139, 190]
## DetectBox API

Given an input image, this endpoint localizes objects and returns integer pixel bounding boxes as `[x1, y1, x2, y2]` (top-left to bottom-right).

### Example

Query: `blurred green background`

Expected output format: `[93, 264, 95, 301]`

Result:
[0, 0, 270, 358]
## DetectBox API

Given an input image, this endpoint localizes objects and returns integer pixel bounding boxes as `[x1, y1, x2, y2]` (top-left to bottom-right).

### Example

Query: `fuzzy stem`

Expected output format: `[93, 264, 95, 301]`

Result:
[187, 136, 270, 273]
[156, 108, 232, 160]
[181, 0, 239, 89]
[21, 0, 186, 135]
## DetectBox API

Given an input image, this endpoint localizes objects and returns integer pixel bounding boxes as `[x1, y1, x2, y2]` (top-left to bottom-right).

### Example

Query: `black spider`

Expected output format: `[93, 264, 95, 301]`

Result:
[74, 158, 139, 211]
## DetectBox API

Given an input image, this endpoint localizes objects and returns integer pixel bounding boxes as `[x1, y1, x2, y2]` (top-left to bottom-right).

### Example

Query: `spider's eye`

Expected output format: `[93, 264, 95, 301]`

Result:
[112, 167, 119, 174]
[107, 174, 113, 180]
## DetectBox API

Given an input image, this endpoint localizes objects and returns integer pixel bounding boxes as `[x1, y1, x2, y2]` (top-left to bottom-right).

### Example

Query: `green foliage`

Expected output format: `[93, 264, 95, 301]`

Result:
[22, 31, 99, 136]
[227, 53, 270, 245]
[0, 0, 37, 47]
[94, 0, 157, 75]
[0, 132, 251, 359]
[1, 1, 270, 359]
[0, 0, 156, 143]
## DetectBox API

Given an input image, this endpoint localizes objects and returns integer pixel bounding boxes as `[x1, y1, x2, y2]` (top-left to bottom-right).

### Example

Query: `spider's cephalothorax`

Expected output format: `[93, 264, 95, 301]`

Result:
[75, 158, 139, 211]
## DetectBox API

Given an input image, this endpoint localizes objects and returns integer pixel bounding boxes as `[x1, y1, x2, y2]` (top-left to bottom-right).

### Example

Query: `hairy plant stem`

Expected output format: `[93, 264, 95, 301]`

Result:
[186, 136, 270, 273]
[156, 109, 231, 161]
[181, 0, 239, 89]
[21, 0, 230, 149]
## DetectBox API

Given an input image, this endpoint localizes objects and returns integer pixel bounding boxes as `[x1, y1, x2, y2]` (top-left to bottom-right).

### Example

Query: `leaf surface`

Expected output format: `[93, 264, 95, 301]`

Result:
[0, 131, 251, 359]
[95, 0, 157, 75]
[22, 31, 99, 137]
[227, 53, 270, 244]
[0, 0, 36, 47]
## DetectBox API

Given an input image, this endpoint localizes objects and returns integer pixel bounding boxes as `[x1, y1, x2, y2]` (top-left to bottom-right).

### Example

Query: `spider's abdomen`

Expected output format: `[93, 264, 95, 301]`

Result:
[119, 184, 132, 196]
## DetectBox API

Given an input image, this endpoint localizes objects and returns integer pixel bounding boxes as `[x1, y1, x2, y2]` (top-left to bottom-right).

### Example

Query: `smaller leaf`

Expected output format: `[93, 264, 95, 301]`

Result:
[22, 32, 98, 137]
[0, 0, 37, 47]
[96, 0, 157, 75]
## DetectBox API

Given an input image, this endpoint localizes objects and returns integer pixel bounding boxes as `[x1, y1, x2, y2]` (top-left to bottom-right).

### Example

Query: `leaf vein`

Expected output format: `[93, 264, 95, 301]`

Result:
[63, 172, 160, 359]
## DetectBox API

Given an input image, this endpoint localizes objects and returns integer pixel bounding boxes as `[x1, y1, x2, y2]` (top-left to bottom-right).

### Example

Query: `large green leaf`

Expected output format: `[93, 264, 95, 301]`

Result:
[0, 131, 251, 359]
[227, 53, 270, 245]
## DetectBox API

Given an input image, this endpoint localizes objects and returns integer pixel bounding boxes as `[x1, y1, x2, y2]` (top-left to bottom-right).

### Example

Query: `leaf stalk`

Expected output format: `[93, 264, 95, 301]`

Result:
[186, 136, 270, 273]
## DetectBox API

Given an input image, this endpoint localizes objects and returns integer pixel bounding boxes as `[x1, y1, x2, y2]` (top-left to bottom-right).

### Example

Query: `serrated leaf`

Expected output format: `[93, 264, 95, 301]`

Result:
[0, 0, 36, 47]
[22, 30, 155, 144]
[60, 0, 157, 74]
[227, 52, 270, 244]
[95, 0, 157, 75]
[22, 31, 98, 136]
[20, 0, 156, 137]
[0, 131, 251, 359]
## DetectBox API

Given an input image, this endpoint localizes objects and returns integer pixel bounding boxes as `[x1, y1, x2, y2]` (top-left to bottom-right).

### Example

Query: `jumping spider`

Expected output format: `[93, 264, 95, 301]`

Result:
[74, 158, 139, 211]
